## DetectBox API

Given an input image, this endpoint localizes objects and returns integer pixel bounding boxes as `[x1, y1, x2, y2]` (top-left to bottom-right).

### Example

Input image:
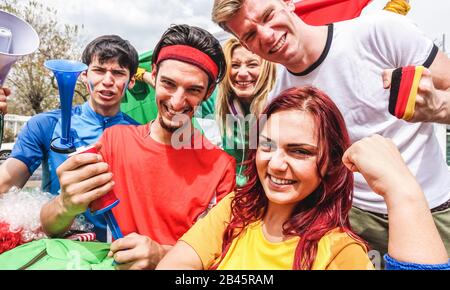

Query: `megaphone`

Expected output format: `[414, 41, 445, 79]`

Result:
[45, 59, 87, 154]
[0, 10, 39, 85]
[0, 10, 39, 146]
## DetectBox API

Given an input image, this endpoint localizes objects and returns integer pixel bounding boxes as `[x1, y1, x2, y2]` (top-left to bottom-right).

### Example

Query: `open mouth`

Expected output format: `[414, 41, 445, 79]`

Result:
[269, 34, 286, 54]
[98, 90, 116, 99]
[268, 174, 296, 186]
[163, 103, 191, 117]
[233, 80, 256, 89]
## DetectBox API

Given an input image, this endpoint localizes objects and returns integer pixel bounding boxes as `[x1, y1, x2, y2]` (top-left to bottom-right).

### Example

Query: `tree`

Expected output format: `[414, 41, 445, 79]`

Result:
[3, 126, 15, 143]
[0, 0, 88, 115]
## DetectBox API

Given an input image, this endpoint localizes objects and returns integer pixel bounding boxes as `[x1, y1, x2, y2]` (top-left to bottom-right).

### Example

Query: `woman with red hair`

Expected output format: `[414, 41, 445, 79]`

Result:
[157, 86, 449, 270]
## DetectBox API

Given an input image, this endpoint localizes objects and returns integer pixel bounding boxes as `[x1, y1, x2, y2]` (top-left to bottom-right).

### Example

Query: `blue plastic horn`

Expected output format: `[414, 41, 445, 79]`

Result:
[45, 59, 87, 154]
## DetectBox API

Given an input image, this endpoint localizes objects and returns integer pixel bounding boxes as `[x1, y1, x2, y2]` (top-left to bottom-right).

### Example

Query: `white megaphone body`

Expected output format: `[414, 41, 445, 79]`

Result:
[0, 10, 39, 146]
[0, 10, 39, 85]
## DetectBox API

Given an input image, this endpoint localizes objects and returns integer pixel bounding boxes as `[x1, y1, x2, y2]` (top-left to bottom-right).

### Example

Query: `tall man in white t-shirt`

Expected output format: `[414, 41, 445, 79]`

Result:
[211, 0, 450, 261]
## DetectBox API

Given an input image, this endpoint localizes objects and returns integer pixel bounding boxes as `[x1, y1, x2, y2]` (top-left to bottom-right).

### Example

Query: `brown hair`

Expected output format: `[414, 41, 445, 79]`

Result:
[212, 0, 245, 32]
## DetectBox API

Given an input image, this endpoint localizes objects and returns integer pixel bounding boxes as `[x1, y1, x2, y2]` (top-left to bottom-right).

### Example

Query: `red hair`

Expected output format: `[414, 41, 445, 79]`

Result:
[212, 86, 367, 270]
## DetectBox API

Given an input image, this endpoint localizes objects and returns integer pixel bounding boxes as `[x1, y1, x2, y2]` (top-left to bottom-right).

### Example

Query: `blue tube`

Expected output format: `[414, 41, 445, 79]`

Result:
[104, 210, 124, 266]
[44, 60, 87, 153]
[104, 210, 123, 240]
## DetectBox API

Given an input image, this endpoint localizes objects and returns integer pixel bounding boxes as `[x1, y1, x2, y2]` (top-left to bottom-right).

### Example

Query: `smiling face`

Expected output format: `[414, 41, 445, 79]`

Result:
[230, 46, 262, 102]
[256, 109, 322, 207]
[226, 0, 302, 67]
[82, 56, 134, 117]
[152, 59, 210, 133]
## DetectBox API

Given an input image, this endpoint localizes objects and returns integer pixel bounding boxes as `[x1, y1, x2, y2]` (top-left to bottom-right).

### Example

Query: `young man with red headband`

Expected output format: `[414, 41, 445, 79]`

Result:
[40, 24, 236, 269]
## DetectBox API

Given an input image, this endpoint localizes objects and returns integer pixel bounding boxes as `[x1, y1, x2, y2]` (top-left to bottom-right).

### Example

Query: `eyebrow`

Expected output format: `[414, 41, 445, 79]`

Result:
[159, 75, 174, 83]
[189, 85, 206, 91]
[242, 29, 256, 43]
[159, 75, 205, 90]
[92, 66, 127, 73]
[233, 57, 259, 63]
[241, 6, 275, 42]
[261, 7, 273, 22]
[260, 134, 317, 148]
[286, 143, 317, 150]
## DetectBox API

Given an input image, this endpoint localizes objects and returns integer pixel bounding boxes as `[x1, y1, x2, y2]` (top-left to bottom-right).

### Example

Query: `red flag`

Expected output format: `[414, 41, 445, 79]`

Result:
[295, 0, 372, 25]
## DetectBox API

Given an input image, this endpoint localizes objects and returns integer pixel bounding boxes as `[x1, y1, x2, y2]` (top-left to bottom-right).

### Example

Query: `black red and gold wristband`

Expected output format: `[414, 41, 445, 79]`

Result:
[388, 66, 424, 121]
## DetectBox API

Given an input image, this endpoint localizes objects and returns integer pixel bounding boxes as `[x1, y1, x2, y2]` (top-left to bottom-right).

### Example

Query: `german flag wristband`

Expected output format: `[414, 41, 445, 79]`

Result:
[388, 66, 424, 121]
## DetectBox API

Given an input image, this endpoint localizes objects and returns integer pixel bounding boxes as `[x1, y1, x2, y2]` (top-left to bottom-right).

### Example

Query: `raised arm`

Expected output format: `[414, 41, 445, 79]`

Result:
[425, 51, 450, 124]
[383, 51, 450, 124]
[343, 135, 448, 265]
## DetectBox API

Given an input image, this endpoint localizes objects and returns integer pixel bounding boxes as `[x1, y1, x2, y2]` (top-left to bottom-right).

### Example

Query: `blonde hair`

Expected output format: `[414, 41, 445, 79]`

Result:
[212, 0, 245, 32]
[216, 38, 276, 137]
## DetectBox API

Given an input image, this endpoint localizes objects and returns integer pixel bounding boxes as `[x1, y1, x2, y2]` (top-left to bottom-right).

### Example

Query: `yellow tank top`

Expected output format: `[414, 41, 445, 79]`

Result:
[217, 222, 371, 270]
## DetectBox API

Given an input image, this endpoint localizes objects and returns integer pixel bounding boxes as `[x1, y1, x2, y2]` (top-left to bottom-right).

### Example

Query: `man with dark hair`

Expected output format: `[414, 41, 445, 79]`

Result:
[0, 35, 139, 241]
[151, 25, 227, 89]
[41, 24, 236, 269]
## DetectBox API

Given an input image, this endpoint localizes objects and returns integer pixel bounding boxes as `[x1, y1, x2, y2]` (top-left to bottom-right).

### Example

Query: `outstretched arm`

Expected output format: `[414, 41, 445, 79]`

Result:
[343, 135, 448, 265]
[383, 51, 450, 124]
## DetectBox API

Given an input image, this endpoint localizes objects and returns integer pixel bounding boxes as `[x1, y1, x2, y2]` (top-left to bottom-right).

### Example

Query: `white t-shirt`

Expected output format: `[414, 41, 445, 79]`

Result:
[269, 11, 450, 214]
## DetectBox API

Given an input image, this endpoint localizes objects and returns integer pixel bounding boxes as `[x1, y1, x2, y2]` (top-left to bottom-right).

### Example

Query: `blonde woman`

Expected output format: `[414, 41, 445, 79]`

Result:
[216, 38, 276, 185]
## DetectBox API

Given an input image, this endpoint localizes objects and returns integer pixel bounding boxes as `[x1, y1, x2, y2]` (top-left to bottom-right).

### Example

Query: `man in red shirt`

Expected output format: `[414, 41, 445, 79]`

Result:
[40, 25, 236, 269]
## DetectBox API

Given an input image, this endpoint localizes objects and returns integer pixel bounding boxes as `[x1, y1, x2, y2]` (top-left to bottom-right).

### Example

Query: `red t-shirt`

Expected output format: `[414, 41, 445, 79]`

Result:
[99, 124, 236, 245]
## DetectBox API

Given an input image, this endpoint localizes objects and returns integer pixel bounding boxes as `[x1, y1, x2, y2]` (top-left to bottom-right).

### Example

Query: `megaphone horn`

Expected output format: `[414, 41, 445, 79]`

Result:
[0, 10, 40, 86]
[0, 10, 39, 147]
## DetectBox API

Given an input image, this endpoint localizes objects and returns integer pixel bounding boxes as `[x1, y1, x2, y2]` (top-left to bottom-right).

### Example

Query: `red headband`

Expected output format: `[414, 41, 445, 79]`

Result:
[156, 45, 219, 82]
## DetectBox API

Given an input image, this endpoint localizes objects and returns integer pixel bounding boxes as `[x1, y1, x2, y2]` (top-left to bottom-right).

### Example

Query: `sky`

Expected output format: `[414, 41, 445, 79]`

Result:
[14, 0, 450, 54]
